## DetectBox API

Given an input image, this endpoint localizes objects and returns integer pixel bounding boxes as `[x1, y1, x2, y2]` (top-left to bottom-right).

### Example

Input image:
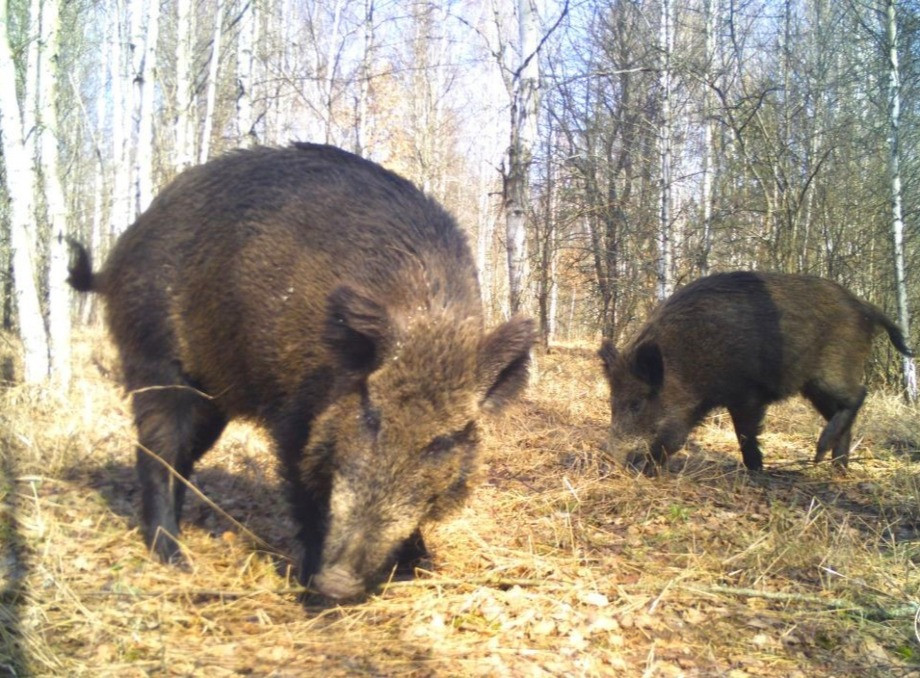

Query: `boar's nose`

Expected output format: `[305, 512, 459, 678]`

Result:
[313, 565, 365, 600]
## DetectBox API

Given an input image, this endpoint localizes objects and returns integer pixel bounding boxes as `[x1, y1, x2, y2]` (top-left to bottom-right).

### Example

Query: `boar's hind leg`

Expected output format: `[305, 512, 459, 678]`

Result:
[132, 379, 227, 562]
[805, 383, 867, 468]
[728, 402, 767, 471]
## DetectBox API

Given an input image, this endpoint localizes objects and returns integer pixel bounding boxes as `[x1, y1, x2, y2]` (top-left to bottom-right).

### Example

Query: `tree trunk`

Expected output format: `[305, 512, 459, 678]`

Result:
[504, 0, 540, 316]
[200, 0, 224, 164]
[175, 0, 195, 169]
[36, 0, 71, 388]
[885, 0, 917, 400]
[132, 0, 161, 215]
[657, 0, 674, 300]
[236, 0, 257, 147]
[354, 0, 375, 154]
[0, 1, 49, 382]
[699, 0, 717, 276]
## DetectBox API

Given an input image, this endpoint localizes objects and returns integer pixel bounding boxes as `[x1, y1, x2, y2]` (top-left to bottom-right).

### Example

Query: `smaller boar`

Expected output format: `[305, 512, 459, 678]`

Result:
[599, 271, 912, 473]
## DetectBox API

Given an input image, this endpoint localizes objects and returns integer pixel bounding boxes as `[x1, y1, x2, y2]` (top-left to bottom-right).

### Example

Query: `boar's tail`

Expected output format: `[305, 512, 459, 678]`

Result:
[866, 304, 913, 357]
[66, 238, 97, 293]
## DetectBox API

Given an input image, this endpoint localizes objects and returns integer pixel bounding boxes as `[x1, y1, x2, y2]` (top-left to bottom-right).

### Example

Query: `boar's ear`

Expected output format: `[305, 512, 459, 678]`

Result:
[324, 285, 390, 374]
[598, 340, 618, 378]
[632, 341, 664, 393]
[477, 316, 536, 413]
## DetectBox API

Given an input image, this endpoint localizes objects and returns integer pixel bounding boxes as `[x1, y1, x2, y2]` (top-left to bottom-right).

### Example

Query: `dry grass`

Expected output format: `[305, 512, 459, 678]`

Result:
[1, 329, 919, 676]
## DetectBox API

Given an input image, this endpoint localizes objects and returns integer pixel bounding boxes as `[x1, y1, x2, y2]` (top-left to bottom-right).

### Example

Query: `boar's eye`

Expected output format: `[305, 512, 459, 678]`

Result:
[423, 435, 454, 460]
[423, 423, 475, 460]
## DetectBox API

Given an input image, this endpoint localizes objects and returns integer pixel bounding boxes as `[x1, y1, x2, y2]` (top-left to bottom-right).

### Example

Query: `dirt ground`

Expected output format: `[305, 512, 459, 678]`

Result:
[1, 331, 918, 676]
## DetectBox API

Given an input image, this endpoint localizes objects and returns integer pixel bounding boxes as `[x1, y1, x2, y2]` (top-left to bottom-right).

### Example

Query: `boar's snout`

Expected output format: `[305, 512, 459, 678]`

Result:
[312, 565, 366, 601]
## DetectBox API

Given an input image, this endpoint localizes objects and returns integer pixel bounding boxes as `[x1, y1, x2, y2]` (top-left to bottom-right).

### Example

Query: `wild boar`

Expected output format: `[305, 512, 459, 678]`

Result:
[68, 143, 535, 600]
[598, 271, 911, 474]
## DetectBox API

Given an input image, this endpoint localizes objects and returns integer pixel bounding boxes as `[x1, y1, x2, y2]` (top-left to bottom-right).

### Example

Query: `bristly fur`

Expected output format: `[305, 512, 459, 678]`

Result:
[600, 270, 911, 474]
[67, 143, 535, 600]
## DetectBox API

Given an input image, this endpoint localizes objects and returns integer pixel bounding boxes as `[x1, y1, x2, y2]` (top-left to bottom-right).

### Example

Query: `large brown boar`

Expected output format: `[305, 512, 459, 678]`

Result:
[68, 143, 534, 600]
[598, 271, 911, 474]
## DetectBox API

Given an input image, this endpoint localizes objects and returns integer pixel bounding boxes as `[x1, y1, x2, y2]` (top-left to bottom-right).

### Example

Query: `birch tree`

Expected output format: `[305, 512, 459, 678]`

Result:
[236, 0, 258, 147]
[502, 0, 540, 315]
[884, 0, 917, 400]
[657, 0, 674, 300]
[131, 0, 161, 215]
[0, 0, 49, 382]
[200, 0, 225, 164]
[36, 0, 71, 387]
[175, 0, 195, 169]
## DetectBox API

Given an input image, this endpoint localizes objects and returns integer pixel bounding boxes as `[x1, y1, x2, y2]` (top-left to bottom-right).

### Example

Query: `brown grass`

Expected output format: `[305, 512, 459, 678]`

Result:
[1, 329, 919, 676]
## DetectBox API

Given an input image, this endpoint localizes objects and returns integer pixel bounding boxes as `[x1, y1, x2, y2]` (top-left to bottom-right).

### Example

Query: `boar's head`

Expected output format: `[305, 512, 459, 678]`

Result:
[599, 339, 690, 473]
[304, 286, 534, 599]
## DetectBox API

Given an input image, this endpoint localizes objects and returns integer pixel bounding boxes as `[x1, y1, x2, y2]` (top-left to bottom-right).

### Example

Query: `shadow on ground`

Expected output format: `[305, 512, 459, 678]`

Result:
[0, 447, 31, 676]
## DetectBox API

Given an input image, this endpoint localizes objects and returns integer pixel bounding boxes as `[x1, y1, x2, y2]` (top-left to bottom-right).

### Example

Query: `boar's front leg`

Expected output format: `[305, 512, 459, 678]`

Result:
[728, 401, 767, 471]
[131, 376, 227, 562]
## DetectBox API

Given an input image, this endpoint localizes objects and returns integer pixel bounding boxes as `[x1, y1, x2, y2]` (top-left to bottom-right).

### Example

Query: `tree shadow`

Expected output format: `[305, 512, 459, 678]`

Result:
[664, 450, 920, 546]
[61, 458, 436, 611]
[0, 448, 31, 676]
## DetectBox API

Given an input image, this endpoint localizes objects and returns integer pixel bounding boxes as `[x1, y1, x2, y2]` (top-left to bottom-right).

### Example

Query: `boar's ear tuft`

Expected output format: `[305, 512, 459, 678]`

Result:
[632, 342, 664, 393]
[477, 316, 536, 413]
[324, 285, 390, 374]
[598, 340, 618, 377]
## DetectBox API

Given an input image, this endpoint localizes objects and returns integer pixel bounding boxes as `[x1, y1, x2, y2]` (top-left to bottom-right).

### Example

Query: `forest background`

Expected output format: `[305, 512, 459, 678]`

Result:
[1, 0, 919, 392]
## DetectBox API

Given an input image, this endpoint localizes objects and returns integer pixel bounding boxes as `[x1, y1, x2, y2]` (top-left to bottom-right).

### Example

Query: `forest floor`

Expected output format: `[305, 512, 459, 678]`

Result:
[1, 329, 919, 677]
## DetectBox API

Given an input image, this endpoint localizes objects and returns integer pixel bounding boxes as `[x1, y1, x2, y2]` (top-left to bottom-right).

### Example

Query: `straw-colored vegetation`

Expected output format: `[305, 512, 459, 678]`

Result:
[1, 329, 918, 676]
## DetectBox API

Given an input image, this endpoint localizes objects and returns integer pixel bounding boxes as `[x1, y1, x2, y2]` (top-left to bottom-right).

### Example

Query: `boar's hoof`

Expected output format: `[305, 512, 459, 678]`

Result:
[625, 451, 660, 476]
[312, 566, 366, 601]
[149, 529, 185, 566]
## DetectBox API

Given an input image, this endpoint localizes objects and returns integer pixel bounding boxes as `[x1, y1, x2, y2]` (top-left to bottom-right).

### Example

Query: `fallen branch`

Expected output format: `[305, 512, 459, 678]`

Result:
[83, 576, 566, 601]
[685, 584, 919, 621]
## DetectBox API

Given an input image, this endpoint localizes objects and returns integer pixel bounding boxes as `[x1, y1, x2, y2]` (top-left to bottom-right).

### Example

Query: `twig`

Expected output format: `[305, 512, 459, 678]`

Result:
[684, 584, 919, 621]
[82, 576, 567, 600]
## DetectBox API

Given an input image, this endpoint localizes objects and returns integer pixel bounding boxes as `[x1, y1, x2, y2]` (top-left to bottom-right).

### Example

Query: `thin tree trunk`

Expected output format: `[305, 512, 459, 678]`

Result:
[504, 0, 540, 316]
[36, 0, 71, 388]
[200, 0, 224, 164]
[885, 0, 917, 400]
[354, 0, 375, 154]
[0, 1, 49, 382]
[112, 0, 132, 235]
[175, 0, 195, 169]
[236, 0, 257, 147]
[699, 0, 717, 275]
[133, 0, 161, 215]
[657, 0, 674, 300]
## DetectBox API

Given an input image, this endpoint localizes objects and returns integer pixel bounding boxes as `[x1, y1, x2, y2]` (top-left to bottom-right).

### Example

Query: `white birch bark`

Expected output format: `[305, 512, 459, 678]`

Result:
[657, 0, 673, 300]
[23, 0, 41, 142]
[175, 0, 195, 169]
[36, 0, 71, 388]
[112, 0, 132, 234]
[354, 0, 375, 154]
[132, 0, 161, 215]
[0, 1, 49, 382]
[699, 0, 717, 275]
[504, 0, 539, 316]
[235, 0, 256, 147]
[200, 0, 224, 164]
[885, 0, 917, 400]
